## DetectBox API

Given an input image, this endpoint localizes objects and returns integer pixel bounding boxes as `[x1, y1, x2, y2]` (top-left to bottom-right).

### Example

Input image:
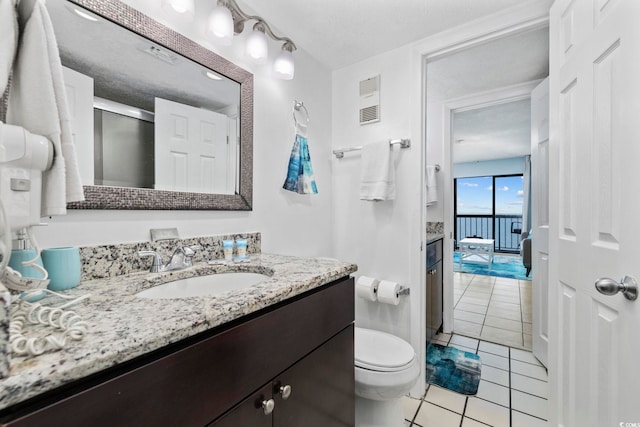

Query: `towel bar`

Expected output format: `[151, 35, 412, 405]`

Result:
[333, 138, 410, 159]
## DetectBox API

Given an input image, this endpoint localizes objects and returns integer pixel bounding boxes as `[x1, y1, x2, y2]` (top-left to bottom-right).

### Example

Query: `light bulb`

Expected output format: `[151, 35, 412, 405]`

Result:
[274, 49, 295, 80]
[208, 4, 234, 46]
[245, 27, 268, 64]
[161, 0, 194, 22]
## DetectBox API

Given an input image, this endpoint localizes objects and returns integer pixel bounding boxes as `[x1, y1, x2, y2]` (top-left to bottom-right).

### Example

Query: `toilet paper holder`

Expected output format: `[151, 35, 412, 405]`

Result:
[396, 286, 410, 297]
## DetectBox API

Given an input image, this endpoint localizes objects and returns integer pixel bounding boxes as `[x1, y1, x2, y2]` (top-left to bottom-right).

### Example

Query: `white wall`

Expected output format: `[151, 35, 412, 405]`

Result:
[454, 156, 526, 178]
[35, 1, 334, 258]
[331, 45, 420, 343]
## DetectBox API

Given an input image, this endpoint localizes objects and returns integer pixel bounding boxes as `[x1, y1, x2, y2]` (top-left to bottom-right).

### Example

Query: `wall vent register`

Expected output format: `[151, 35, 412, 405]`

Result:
[359, 75, 380, 125]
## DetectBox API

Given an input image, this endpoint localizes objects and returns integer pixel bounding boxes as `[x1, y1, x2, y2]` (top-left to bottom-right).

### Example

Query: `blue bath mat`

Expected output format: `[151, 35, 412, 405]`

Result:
[426, 342, 482, 395]
[453, 253, 531, 281]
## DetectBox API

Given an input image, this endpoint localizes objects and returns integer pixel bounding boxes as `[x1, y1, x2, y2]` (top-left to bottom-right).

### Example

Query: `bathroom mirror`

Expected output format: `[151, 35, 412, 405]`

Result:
[48, 0, 253, 210]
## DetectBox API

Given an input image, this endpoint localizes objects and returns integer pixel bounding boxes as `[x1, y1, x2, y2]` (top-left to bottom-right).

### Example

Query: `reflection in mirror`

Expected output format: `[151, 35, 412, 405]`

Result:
[46, 0, 253, 210]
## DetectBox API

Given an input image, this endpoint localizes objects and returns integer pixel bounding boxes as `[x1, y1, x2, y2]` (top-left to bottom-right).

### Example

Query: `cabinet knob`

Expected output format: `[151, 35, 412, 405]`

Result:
[262, 398, 275, 415]
[278, 384, 292, 400]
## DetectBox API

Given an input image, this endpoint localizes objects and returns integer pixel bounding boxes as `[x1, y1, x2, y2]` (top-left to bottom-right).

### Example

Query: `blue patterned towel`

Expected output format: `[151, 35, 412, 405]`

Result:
[283, 134, 318, 194]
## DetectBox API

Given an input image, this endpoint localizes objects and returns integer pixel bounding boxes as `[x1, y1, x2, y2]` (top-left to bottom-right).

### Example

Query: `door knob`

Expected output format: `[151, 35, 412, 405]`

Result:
[261, 398, 275, 415]
[595, 276, 638, 301]
[278, 384, 292, 400]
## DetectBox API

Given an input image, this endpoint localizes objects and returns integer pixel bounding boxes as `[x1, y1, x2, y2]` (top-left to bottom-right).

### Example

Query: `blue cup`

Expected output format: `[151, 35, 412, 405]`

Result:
[9, 249, 47, 302]
[41, 247, 81, 291]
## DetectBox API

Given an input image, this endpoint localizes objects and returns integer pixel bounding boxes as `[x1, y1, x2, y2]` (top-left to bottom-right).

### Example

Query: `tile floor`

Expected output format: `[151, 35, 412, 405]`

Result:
[404, 334, 548, 427]
[453, 272, 532, 350]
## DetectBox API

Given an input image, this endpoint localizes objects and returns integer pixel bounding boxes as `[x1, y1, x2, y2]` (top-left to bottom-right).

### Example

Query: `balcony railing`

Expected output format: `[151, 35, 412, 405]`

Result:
[455, 214, 523, 253]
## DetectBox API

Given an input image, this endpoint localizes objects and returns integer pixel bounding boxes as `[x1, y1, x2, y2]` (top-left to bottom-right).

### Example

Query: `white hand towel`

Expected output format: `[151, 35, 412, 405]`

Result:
[360, 141, 395, 201]
[0, 0, 18, 94]
[426, 165, 438, 206]
[7, 0, 85, 216]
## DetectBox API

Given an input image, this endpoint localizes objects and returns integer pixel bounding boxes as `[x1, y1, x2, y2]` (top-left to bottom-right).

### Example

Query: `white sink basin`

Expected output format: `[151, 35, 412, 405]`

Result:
[136, 272, 271, 299]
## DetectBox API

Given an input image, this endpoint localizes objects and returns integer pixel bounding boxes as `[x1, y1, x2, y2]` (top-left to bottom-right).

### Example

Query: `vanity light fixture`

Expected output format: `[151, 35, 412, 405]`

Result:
[207, 0, 297, 79]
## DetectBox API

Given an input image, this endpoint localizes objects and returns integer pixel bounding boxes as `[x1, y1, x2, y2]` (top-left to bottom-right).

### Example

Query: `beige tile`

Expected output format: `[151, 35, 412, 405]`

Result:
[489, 300, 521, 311]
[491, 294, 522, 305]
[456, 302, 488, 315]
[465, 286, 493, 295]
[480, 326, 523, 348]
[471, 276, 495, 284]
[478, 340, 509, 357]
[511, 390, 548, 420]
[480, 365, 510, 387]
[511, 348, 542, 366]
[402, 396, 421, 422]
[465, 397, 509, 427]
[484, 315, 523, 333]
[451, 335, 480, 349]
[511, 410, 548, 427]
[454, 309, 486, 325]
[460, 296, 490, 307]
[519, 279, 533, 286]
[511, 373, 548, 399]
[476, 379, 510, 407]
[449, 343, 478, 354]
[495, 277, 520, 285]
[454, 319, 483, 337]
[413, 402, 462, 427]
[424, 384, 466, 414]
[462, 417, 491, 427]
[463, 291, 492, 302]
[487, 306, 521, 321]
[492, 286, 520, 296]
[477, 351, 509, 370]
[511, 360, 548, 381]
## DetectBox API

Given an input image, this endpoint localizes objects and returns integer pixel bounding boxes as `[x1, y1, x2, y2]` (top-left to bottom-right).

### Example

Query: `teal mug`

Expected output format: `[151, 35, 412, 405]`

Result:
[41, 247, 82, 291]
[9, 249, 47, 302]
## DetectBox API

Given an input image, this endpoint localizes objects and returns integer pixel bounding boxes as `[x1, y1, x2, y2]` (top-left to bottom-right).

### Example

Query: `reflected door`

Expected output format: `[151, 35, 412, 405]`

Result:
[155, 97, 230, 194]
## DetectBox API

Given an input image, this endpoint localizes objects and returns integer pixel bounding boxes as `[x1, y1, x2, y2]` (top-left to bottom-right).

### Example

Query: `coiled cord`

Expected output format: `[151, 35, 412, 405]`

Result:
[9, 290, 90, 357]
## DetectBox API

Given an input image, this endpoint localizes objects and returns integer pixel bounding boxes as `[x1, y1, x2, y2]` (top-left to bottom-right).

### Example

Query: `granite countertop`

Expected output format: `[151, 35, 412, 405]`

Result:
[0, 253, 357, 411]
[427, 233, 445, 244]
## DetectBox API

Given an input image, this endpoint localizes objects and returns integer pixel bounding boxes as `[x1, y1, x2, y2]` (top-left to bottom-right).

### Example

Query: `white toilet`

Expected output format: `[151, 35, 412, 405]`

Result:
[354, 327, 420, 427]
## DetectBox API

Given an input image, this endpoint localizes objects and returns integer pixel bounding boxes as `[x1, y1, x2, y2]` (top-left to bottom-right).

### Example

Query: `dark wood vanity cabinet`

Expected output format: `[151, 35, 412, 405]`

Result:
[426, 239, 443, 341]
[1, 277, 355, 427]
[211, 325, 353, 427]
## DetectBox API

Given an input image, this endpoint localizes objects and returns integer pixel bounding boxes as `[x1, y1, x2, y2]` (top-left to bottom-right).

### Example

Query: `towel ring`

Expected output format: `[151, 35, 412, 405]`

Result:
[293, 100, 309, 127]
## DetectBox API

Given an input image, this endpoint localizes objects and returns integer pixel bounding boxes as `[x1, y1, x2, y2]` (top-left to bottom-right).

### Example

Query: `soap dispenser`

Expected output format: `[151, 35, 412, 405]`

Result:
[8, 228, 46, 301]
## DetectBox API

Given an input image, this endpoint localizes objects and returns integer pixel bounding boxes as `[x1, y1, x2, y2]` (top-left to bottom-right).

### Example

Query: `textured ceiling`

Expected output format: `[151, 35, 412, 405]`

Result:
[240, 0, 538, 70]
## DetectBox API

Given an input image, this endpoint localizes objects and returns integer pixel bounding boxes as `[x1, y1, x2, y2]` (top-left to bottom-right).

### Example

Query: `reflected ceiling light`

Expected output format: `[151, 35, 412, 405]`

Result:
[208, 0, 297, 79]
[66, 5, 100, 22]
[203, 70, 223, 81]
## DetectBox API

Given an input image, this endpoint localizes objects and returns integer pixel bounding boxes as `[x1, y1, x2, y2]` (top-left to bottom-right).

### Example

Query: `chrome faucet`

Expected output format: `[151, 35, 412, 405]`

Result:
[138, 245, 202, 273]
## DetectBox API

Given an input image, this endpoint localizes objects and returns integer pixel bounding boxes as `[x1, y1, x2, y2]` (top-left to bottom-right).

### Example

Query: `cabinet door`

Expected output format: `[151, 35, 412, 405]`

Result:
[208, 384, 273, 427]
[273, 326, 354, 427]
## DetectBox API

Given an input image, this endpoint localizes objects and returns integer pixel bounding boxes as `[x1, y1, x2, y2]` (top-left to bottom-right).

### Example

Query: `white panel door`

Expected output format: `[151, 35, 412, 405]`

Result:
[62, 66, 94, 185]
[549, 1, 640, 425]
[154, 98, 229, 193]
[530, 77, 549, 368]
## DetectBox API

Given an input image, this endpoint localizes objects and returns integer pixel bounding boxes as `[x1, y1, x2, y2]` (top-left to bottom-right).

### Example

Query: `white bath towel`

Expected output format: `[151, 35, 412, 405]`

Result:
[7, 0, 84, 215]
[0, 0, 17, 94]
[360, 141, 395, 201]
[426, 165, 438, 206]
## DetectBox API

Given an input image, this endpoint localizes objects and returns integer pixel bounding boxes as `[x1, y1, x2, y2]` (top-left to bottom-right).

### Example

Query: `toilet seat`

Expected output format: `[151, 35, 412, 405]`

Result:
[355, 327, 416, 372]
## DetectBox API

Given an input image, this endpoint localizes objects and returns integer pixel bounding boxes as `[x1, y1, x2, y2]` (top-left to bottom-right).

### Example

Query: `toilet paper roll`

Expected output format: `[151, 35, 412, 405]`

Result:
[377, 280, 400, 305]
[356, 276, 379, 301]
